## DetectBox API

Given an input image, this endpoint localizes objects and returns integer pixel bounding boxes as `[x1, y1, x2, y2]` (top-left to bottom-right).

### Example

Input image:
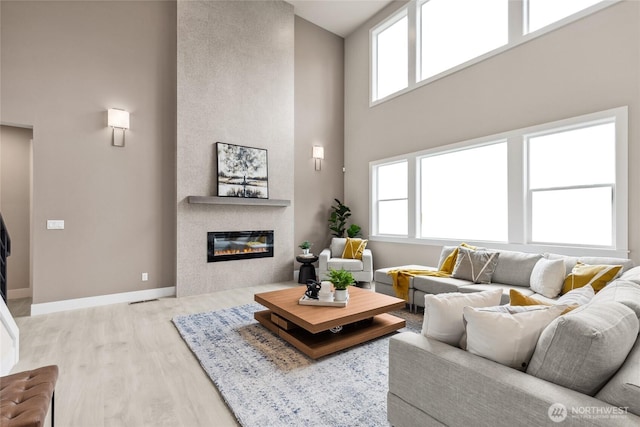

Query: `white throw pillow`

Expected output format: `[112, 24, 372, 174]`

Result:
[463, 304, 566, 370]
[530, 258, 565, 298]
[557, 284, 595, 306]
[421, 289, 503, 346]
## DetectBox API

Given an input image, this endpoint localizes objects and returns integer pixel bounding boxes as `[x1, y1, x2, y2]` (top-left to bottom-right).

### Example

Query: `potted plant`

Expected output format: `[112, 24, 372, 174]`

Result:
[326, 268, 354, 301]
[328, 199, 351, 237]
[298, 240, 312, 255]
[346, 224, 362, 238]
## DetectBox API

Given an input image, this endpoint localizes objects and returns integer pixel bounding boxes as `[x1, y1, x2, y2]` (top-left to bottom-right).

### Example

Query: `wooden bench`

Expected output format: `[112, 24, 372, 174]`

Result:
[0, 365, 58, 427]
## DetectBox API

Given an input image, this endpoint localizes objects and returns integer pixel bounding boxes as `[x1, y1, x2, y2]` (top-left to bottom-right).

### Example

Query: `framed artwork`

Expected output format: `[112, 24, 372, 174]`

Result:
[216, 142, 269, 199]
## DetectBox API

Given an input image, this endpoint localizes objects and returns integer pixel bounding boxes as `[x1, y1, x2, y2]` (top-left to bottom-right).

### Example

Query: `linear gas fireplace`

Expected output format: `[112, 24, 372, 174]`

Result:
[207, 230, 274, 263]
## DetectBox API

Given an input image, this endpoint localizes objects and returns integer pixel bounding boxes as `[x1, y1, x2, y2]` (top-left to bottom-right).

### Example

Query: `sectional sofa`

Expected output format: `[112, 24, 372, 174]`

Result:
[377, 246, 640, 426]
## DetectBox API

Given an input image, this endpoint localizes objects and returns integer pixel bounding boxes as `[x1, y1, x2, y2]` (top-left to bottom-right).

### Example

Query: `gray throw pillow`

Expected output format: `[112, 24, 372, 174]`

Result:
[452, 247, 499, 284]
[527, 302, 639, 396]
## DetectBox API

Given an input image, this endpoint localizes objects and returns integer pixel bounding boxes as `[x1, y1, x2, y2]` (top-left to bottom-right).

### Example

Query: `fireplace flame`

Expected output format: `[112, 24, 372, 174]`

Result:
[215, 248, 268, 256]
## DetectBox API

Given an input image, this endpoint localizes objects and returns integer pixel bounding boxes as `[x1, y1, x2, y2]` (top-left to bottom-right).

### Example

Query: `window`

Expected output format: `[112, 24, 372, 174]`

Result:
[371, 0, 618, 104]
[420, 142, 508, 241]
[526, 0, 603, 33]
[370, 107, 628, 256]
[527, 122, 616, 246]
[420, 0, 508, 80]
[373, 160, 408, 236]
[372, 11, 408, 101]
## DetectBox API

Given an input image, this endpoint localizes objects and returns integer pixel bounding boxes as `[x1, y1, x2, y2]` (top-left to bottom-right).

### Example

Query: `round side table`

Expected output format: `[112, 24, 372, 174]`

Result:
[296, 254, 319, 284]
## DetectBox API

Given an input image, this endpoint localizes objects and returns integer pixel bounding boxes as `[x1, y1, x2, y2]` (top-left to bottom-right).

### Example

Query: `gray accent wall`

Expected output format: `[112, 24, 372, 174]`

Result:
[176, 0, 295, 296]
[345, 0, 640, 268]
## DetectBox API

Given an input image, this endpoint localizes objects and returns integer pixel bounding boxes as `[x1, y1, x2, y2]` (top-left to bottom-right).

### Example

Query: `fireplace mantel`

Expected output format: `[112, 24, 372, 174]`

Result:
[187, 196, 290, 207]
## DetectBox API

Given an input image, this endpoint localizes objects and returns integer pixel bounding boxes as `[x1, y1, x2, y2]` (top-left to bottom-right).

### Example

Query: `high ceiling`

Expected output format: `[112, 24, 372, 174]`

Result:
[286, 0, 395, 38]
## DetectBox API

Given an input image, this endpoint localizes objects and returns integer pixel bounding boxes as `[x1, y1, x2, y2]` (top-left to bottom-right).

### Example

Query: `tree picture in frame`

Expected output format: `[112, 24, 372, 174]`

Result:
[216, 142, 269, 199]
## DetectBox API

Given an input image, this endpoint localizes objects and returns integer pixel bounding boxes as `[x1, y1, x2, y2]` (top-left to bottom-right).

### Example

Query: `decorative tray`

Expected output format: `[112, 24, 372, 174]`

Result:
[298, 294, 348, 307]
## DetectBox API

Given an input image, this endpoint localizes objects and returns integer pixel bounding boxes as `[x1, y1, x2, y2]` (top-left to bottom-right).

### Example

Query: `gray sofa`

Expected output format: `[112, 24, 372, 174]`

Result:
[374, 246, 634, 308]
[383, 247, 640, 426]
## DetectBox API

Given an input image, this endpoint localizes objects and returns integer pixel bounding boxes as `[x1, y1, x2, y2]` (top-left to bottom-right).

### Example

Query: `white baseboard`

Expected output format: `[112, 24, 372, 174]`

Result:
[8, 288, 31, 299]
[30, 287, 176, 316]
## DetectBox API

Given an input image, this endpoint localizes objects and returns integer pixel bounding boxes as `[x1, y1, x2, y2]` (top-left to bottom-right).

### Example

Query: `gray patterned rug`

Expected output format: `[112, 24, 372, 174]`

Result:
[172, 303, 421, 427]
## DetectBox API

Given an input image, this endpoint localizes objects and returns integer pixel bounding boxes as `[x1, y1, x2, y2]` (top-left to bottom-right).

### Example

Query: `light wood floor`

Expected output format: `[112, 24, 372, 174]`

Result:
[8, 281, 297, 427]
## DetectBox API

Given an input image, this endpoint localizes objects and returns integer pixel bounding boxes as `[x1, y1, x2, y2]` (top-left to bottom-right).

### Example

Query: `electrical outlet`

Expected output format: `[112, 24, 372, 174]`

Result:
[142, 273, 149, 282]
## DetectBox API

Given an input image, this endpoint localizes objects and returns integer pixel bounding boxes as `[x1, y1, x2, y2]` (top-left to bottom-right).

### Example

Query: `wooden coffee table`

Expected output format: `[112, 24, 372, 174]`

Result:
[254, 286, 406, 359]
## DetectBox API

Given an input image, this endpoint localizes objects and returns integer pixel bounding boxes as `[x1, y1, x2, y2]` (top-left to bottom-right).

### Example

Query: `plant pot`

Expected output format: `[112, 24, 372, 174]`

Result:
[302, 248, 310, 255]
[334, 289, 348, 302]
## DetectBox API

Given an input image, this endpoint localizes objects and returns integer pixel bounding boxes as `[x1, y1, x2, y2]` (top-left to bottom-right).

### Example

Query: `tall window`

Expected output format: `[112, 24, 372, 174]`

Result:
[527, 122, 616, 246]
[420, 0, 508, 80]
[372, 11, 408, 101]
[371, 0, 616, 103]
[370, 107, 627, 256]
[420, 142, 508, 241]
[526, 0, 603, 33]
[374, 161, 408, 235]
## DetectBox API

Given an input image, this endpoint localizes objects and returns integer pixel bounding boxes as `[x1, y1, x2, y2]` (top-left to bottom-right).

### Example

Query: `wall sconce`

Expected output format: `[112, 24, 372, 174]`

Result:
[107, 108, 130, 147]
[312, 146, 324, 171]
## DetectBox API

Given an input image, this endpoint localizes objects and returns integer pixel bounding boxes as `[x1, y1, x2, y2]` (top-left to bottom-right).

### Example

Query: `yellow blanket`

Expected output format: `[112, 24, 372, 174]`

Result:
[387, 269, 451, 301]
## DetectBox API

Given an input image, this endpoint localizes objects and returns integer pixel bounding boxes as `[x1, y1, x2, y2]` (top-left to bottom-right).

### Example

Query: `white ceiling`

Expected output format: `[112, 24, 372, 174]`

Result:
[286, 0, 395, 38]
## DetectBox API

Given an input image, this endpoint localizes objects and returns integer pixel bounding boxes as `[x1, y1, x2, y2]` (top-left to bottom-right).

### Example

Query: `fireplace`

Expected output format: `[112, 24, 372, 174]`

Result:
[207, 230, 274, 262]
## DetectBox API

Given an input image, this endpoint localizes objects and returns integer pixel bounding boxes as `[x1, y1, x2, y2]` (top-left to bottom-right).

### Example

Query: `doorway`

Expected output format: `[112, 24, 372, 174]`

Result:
[0, 125, 33, 301]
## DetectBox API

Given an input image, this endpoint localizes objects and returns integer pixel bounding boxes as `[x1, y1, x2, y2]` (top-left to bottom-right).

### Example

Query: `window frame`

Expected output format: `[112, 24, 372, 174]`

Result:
[369, 107, 628, 258]
[370, 0, 621, 106]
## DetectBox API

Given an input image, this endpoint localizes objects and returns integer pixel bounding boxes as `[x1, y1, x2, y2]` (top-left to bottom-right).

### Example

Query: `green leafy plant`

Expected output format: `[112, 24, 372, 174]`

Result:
[298, 240, 312, 250]
[328, 199, 351, 237]
[325, 268, 355, 290]
[346, 224, 362, 238]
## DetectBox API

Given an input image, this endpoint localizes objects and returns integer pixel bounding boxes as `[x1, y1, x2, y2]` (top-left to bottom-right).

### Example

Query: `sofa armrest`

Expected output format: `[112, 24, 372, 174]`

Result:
[318, 248, 331, 274]
[388, 332, 640, 427]
[361, 249, 373, 272]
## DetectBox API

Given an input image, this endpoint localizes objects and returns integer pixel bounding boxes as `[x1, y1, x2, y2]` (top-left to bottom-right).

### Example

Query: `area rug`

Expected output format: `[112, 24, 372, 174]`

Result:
[172, 303, 421, 427]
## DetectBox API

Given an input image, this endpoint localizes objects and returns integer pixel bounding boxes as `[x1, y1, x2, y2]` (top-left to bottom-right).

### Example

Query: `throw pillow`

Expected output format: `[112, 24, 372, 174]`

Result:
[529, 258, 565, 298]
[421, 288, 502, 346]
[527, 302, 639, 396]
[561, 262, 622, 294]
[463, 304, 565, 371]
[438, 243, 476, 274]
[509, 289, 577, 315]
[556, 284, 595, 306]
[451, 247, 499, 284]
[341, 238, 367, 260]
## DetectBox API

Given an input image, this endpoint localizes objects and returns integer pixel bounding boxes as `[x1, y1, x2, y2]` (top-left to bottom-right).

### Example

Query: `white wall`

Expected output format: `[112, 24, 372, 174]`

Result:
[345, 1, 640, 268]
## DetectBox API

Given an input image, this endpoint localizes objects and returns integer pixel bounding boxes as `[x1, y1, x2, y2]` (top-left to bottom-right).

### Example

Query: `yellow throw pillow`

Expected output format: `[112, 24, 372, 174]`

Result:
[438, 243, 477, 274]
[341, 238, 368, 260]
[561, 262, 622, 294]
[509, 289, 550, 307]
[509, 289, 576, 315]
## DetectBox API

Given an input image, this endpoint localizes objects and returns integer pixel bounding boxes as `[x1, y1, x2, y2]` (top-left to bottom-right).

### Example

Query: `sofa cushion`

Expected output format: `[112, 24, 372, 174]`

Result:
[492, 250, 542, 287]
[620, 266, 640, 284]
[591, 279, 640, 319]
[421, 289, 502, 347]
[412, 275, 470, 294]
[561, 262, 622, 294]
[463, 304, 565, 370]
[596, 338, 640, 416]
[527, 302, 639, 396]
[326, 258, 363, 272]
[341, 238, 367, 260]
[451, 247, 499, 284]
[529, 257, 565, 298]
[546, 253, 633, 276]
[330, 238, 347, 257]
